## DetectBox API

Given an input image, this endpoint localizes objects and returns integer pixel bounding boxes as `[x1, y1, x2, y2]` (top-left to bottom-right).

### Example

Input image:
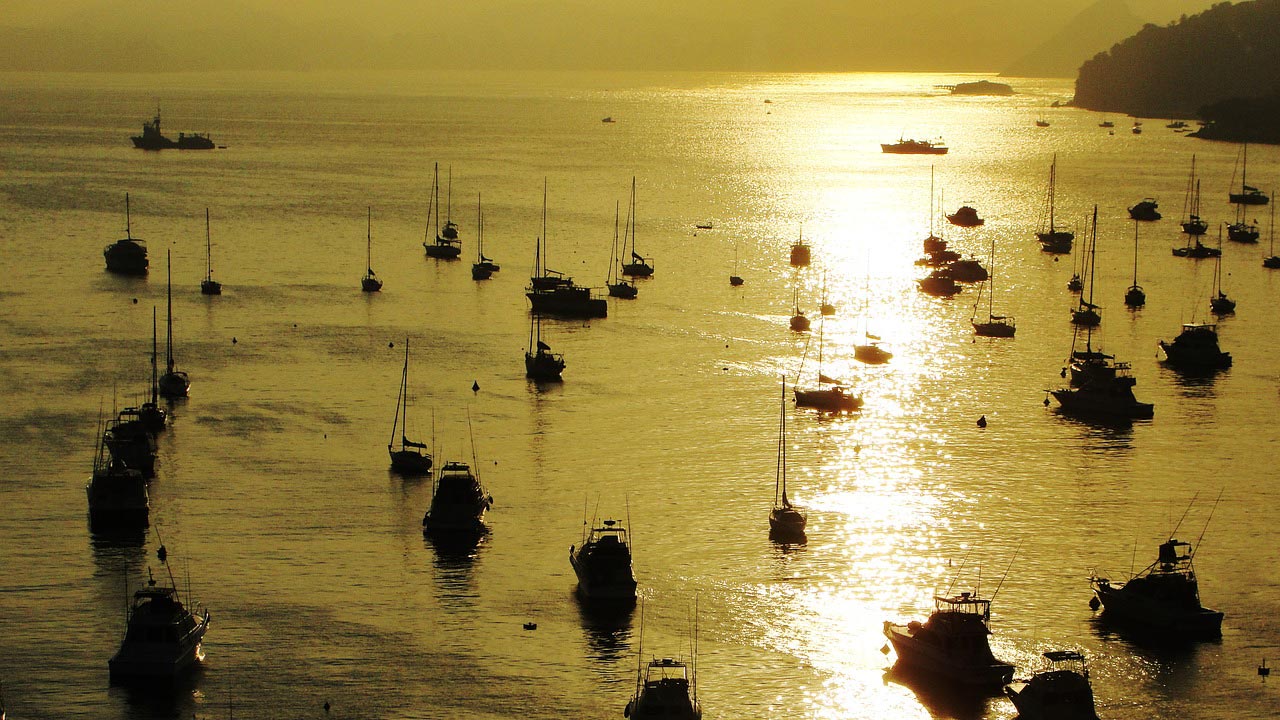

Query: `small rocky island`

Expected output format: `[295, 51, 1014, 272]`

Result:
[949, 80, 1014, 96]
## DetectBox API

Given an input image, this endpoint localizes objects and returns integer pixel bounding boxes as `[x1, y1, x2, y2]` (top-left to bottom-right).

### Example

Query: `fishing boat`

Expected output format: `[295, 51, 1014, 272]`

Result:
[423, 163, 463, 259]
[1228, 143, 1269, 205]
[947, 205, 984, 227]
[102, 414, 157, 479]
[421, 457, 492, 537]
[109, 563, 211, 683]
[157, 251, 190, 398]
[104, 193, 149, 276]
[525, 312, 566, 381]
[1128, 198, 1161, 221]
[387, 338, 433, 476]
[1037, 155, 1074, 253]
[625, 610, 702, 720]
[918, 268, 961, 297]
[1090, 515, 1224, 639]
[1158, 323, 1231, 370]
[620, 178, 654, 277]
[794, 320, 861, 412]
[130, 107, 215, 150]
[881, 137, 948, 155]
[1124, 221, 1146, 308]
[1004, 651, 1100, 720]
[971, 237, 1015, 337]
[789, 230, 811, 266]
[471, 194, 499, 280]
[1180, 157, 1208, 236]
[948, 256, 988, 283]
[607, 201, 638, 298]
[1263, 199, 1280, 268]
[883, 591, 1015, 688]
[771, 380, 808, 541]
[526, 182, 607, 318]
[1035, 116, 1050, 128]
[361, 207, 382, 292]
[1070, 209, 1101, 327]
[1210, 229, 1235, 315]
[200, 208, 221, 295]
[570, 518, 638, 602]
[1098, 118, 1114, 128]
[1049, 351, 1153, 420]
[86, 420, 149, 529]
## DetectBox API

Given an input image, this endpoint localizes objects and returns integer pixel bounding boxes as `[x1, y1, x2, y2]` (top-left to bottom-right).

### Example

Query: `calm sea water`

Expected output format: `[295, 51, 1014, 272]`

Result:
[0, 70, 1277, 720]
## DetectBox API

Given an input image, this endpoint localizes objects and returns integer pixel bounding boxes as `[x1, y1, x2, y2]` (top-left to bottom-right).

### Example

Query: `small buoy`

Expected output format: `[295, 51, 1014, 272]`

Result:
[1260, 658, 1270, 677]
[1060, 367, 1067, 378]
[1044, 397, 1051, 407]
[323, 701, 331, 712]
[132, 298, 138, 304]
[157, 545, 167, 562]
[880, 643, 891, 655]
[389, 341, 394, 348]
[1089, 596, 1100, 611]
[323, 433, 327, 439]
[977, 415, 987, 428]
[523, 622, 537, 630]
[472, 380, 480, 392]
[232, 337, 237, 344]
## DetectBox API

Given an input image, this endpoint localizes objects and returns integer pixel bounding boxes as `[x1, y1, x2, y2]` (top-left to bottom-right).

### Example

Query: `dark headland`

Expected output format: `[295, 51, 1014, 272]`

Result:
[1071, 0, 1280, 144]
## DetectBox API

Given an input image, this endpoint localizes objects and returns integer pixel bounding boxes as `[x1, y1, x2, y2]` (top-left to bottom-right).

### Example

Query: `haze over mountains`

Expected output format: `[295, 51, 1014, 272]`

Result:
[0, 0, 1216, 75]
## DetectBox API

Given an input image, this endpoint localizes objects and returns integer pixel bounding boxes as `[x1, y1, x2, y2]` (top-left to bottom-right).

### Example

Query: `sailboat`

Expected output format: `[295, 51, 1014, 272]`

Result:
[1124, 221, 1146, 308]
[607, 200, 638, 298]
[471, 194, 499, 280]
[1227, 202, 1260, 243]
[1228, 143, 1269, 205]
[157, 250, 190, 398]
[200, 208, 221, 295]
[526, 180, 607, 318]
[388, 338, 433, 476]
[104, 193, 149, 276]
[971, 236, 1015, 337]
[1070, 209, 1101, 327]
[1263, 198, 1280, 268]
[729, 243, 744, 286]
[819, 271, 835, 315]
[1210, 227, 1235, 315]
[361, 207, 382, 292]
[620, 177, 654, 277]
[423, 163, 462, 259]
[1036, 154, 1073, 253]
[795, 316, 862, 412]
[1180, 156, 1209, 236]
[789, 279, 810, 332]
[525, 312, 565, 381]
[854, 259, 892, 363]
[770, 379, 807, 542]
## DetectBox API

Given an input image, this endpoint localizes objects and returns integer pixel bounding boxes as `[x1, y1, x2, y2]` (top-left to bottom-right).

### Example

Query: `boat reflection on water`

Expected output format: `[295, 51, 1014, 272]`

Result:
[883, 663, 995, 720]
[576, 596, 635, 664]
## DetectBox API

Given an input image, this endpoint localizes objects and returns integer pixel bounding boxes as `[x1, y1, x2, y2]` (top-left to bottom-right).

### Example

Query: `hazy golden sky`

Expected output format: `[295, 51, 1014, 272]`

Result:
[2, 0, 1220, 72]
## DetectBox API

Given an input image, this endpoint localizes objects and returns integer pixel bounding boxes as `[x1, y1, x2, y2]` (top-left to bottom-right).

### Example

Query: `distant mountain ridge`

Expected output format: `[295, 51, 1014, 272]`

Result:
[1002, 0, 1144, 78]
[1072, 0, 1280, 120]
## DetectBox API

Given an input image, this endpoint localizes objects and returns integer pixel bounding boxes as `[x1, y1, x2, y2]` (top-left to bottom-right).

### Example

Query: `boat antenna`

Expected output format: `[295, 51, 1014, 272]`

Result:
[626, 494, 633, 553]
[1167, 492, 1200, 540]
[431, 409, 437, 494]
[1190, 489, 1224, 558]
[988, 541, 1022, 603]
[634, 599, 646, 703]
[581, 496, 589, 545]
[692, 594, 699, 704]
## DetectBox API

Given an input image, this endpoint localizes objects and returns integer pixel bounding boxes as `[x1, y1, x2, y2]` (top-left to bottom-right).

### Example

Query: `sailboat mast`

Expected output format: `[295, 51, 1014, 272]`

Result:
[1132, 221, 1139, 285]
[1048, 155, 1057, 232]
[630, 176, 638, 259]
[166, 249, 174, 372]
[125, 192, 132, 239]
[542, 179, 548, 273]
[611, 200, 621, 283]
[366, 206, 373, 272]
[476, 193, 482, 261]
[446, 165, 453, 226]
[988, 236, 996, 317]
[1086, 206, 1097, 310]
[928, 165, 935, 237]
[775, 378, 785, 506]
[205, 208, 212, 280]
[151, 308, 158, 404]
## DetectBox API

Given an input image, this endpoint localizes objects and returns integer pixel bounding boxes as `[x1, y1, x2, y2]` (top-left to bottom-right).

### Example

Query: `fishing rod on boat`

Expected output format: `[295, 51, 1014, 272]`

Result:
[1191, 489, 1225, 558]
[988, 541, 1023, 605]
[1168, 491, 1201, 540]
[942, 547, 974, 597]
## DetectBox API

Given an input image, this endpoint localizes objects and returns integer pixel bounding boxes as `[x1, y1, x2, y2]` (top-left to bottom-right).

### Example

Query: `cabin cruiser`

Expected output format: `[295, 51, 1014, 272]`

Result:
[1004, 651, 1100, 720]
[1090, 538, 1223, 639]
[883, 592, 1014, 687]
[109, 568, 210, 683]
[625, 657, 702, 720]
[1158, 323, 1231, 370]
[422, 461, 492, 536]
[570, 519, 637, 602]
